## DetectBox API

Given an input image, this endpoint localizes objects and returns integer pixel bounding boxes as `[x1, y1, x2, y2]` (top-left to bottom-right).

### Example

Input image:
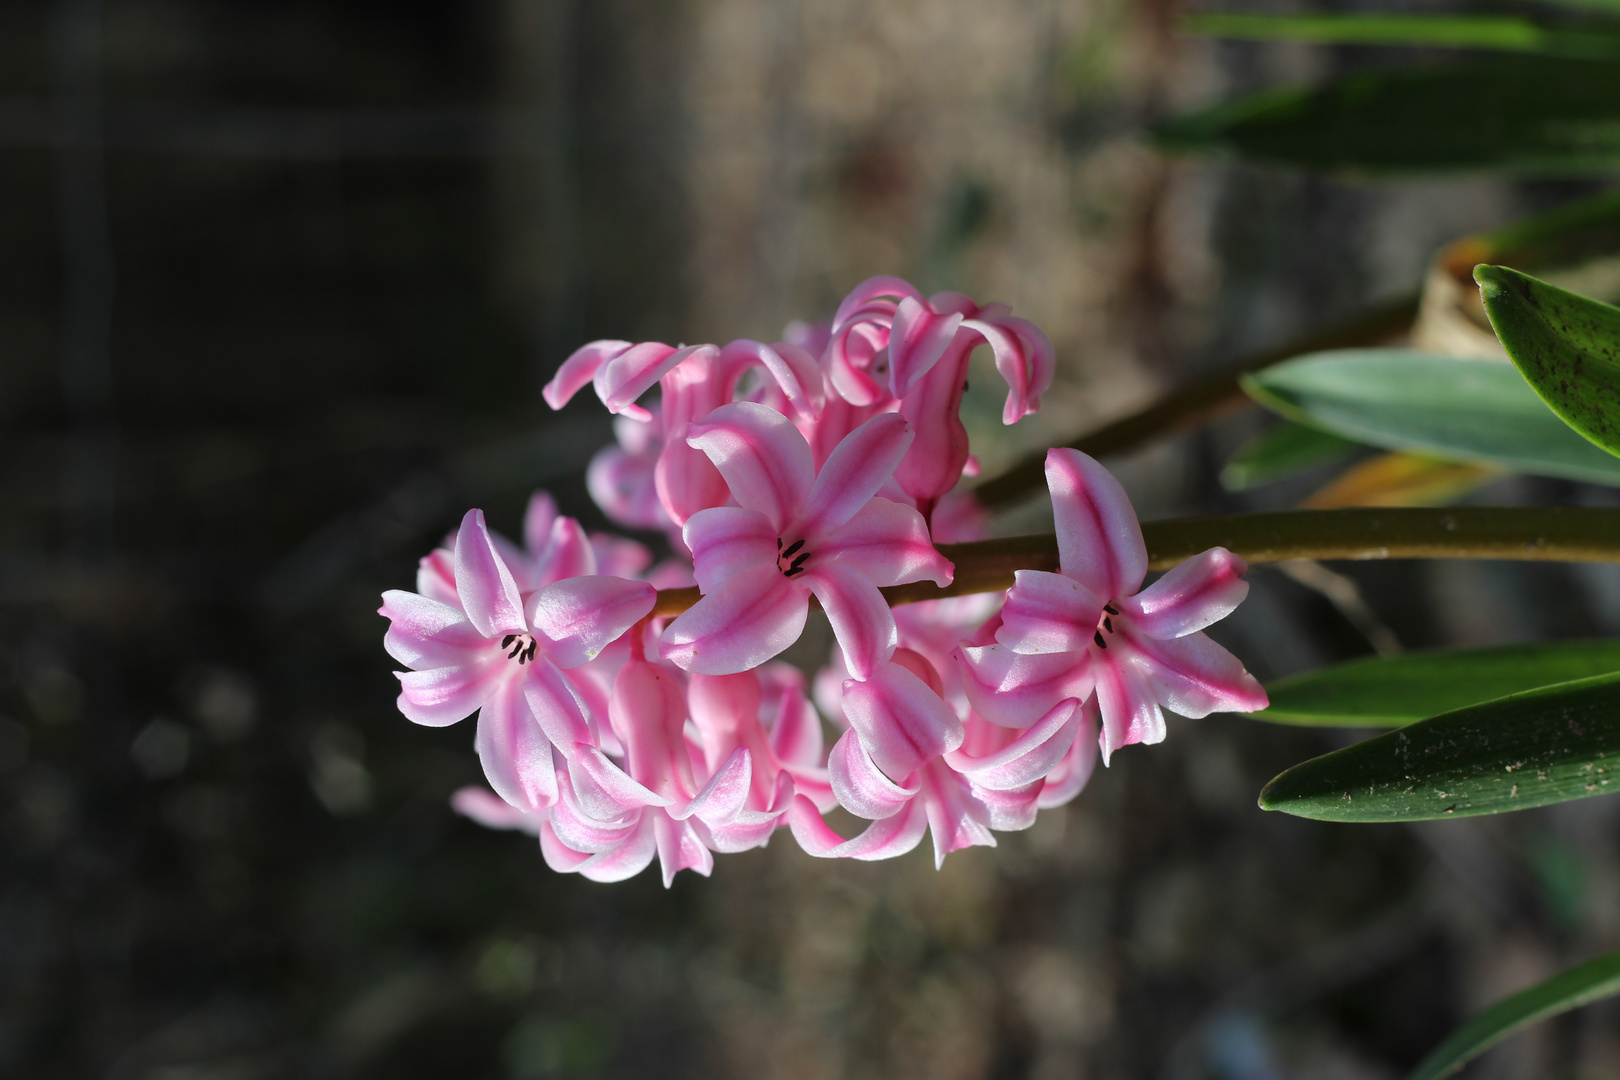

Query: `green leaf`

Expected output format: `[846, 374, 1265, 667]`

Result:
[1257, 640, 1620, 726]
[1407, 950, 1620, 1080]
[1242, 349, 1620, 485]
[1181, 13, 1620, 58]
[1476, 264, 1620, 460]
[1154, 56, 1620, 173]
[1220, 421, 1361, 491]
[1258, 672, 1620, 821]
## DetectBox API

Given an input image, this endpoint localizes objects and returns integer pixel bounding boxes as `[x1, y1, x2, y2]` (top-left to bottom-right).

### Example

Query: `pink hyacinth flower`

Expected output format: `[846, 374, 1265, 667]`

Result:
[957, 449, 1267, 762]
[658, 402, 953, 678]
[380, 508, 656, 812]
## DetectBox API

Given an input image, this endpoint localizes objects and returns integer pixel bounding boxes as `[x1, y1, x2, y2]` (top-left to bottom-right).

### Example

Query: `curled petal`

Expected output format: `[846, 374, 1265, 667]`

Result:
[381, 590, 488, 670]
[451, 786, 540, 833]
[947, 699, 1081, 791]
[826, 319, 892, 407]
[788, 794, 930, 861]
[594, 341, 693, 420]
[527, 576, 656, 669]
[804, 562, 898, 681]
[920, 763, 996, 868]
[551, 780, 640, 852]
[1124, 627, 1269, 718]
[686, 401, 815, 533]
[568, 744, 672, 819]
[1046, 448, 1148, 602]
[577, 816, 658, 883]
[817, 498, 953, 588]
[415, 548, 458, 605]
[678, 746, 752, 825]
[395, 662, 499, 727]
[660, 566, 808, 675]
[539, 822, 595, 873]
[995, 570, 1105, 655]
[841, 661, 964, 780]
[956, 644, 1093, 729]
[801, 413, 915, 538]
[542, 339, 631, 410]
[721, 339, 825, 418]
[1093, 652, 1164, 765]
[970, 780, 1044, 833]
[474, 677, 559, 812]
[832, 274, 924, 328]
[1038, 701, 1100, 809]
[1119, 548, 1250, 639]
[684, 506, 778, 593]
[654, 813, 715, 887]
[894, 345, 973, 505]
[888, 297, 963, 398]
[454, 509, 528, 638]
[964, 316, 1055, 424]
[829, 729, 919, 820]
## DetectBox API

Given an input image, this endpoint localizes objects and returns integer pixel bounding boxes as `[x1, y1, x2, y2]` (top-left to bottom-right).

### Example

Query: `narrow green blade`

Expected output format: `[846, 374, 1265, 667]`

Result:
[1181, 13, 1620, 57]
[1154, 56, 1620, 173]
[1256, 640, 1620, 726]
[1220, 421, 1361, 491]
[1242, 349, 1620, 485]
[1477, 264, 1620, 460]
[1407, 950, 1620, 1080]
[1258, 672, 1620, 821]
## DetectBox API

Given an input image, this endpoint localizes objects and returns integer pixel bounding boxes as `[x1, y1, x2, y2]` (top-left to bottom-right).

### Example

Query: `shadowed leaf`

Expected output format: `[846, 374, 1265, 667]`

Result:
[1220, 421, 1361, 491]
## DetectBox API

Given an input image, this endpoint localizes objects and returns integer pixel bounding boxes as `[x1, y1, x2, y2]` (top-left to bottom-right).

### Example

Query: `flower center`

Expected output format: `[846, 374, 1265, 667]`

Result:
[500, 633, 539, 665]
[776, 537, 811, 578]
[1093, 604, 1119, 650]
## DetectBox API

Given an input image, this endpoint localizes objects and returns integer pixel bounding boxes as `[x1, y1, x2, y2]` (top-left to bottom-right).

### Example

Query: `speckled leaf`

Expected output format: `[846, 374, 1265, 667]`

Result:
[1220, 421, 1361, 491]
[1476, 264, 1620, 459]
[1243, 349, 1620, 485]
[1407, 950, 1620, 1080]
[1255, 640, 1620, 726]
[1258, 672, 1620, 821]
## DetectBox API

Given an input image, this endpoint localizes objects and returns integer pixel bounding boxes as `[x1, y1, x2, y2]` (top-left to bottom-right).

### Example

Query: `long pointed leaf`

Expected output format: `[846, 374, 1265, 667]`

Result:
[1182, 13, 1620, 58]
[1477, 264, 1620, 459]
[1407, 950, 1620, 1080]
[1256, 640, 1620, 726]
[1243, 349, 1620, 485]
[1221, 421, 1361, 491]
[1259, 671, 1620, 821]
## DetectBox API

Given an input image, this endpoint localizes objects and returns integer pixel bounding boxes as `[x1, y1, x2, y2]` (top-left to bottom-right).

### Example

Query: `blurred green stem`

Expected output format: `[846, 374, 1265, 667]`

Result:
[650, 506, 1620, 615]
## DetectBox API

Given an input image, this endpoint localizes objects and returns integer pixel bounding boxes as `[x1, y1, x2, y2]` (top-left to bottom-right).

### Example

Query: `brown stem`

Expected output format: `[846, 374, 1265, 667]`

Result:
[649, 506, 1620, 617]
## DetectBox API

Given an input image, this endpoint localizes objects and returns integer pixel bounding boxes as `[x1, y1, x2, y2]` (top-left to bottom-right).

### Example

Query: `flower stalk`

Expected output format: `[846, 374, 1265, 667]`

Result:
[652, 506, 1620, 616]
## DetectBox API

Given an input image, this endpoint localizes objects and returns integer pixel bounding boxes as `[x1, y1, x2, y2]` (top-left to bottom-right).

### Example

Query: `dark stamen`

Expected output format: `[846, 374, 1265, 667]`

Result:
[1094, 631, 1107, 649]
[782, 538, 805, 558]
[524, 641, 537, 663]
[508, 643, 523, 659]
[777, 537, 783, 550]
[783, 566, 805, 578]
[1104, 604, 1118, 615]
[502, 634, 517, 648]
[789, 552, 810, 570]
[1103, 617, 1113, 633]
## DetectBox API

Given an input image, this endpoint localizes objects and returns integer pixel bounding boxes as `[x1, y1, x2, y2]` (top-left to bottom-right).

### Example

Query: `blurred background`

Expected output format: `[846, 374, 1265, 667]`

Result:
[3, 1, 1619, 1077]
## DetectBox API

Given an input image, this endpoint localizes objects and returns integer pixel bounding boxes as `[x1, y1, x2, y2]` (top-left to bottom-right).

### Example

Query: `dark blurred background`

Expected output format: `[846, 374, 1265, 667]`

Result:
[2, 1, 1618, 1077]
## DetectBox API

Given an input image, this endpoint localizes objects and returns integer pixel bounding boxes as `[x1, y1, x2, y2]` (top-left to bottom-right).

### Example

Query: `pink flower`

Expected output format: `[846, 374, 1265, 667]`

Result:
[380, 508, 656, 812]
[586, 414, 673, 535]
[957, 449, 1266, 762]
[658, 402, 953, 678]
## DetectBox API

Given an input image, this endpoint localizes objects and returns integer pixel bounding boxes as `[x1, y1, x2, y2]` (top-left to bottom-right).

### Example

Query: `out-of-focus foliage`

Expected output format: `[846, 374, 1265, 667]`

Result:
[1255, 639, 1620, 726]
[1220, 421, 1359, 491]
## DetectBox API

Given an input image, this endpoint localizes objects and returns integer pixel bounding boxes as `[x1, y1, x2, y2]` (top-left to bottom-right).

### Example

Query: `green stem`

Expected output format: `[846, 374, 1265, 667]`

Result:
[650, 506, 1620, 616]
[972, 294, 1418, 507]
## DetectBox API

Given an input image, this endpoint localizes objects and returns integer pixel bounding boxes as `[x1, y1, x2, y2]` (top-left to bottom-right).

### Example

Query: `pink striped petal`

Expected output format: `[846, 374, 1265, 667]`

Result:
[686, 402, 814, 533]
[451, 786, 540, 833]
[964, 316, 1055, 424]
[577, 816, 657, 883]
[684, 506, 778, 592]
[956, 644, 1093, 729]
[828, 729, 919, 820]
[654, 813, 714, 887]
[551, 773, 640, 852]
[815, 498, 953, 588]
[804, 562, 897, 681]
[840, 660, 964, 780]
[1037, 701, 1099, 808]
[453, 509, 528, 638]
[832, 274, 923, 328]
[532, 516, 596, 587]
[519, 657, 595, 750]
[594, 341, 693, 420]
[1046, 448, 1148, 601]
[800, 413, 914, 537]
[542, 339, 631, 410]
[678, 746, 752, 824]
[395, 662, 499, 727]
[995, 570, 1105, 655]
[888, 297, 964, 398]
[826, 319, 892, 407]
[1093, 652, 1164, 764]
[527, 576, 656, 669]
[655, 438, 731, 527]
[474, 677, 558, 812]
[721, 339, 825, 418]
[1123, 627, 1269, 718]
[659, 565, 809, 674]
[568, 744, 671, 819]
[539, 823, 596, 873]
[610, 658, 698, 802]
[415, 547, 458, 605]
[1119, 548, 1250, 639]
[947, 699, 1081, 790]
[788, 794, 930, 861]
[380, 590, 488, 669]
[919, 763, 996, 867]
[968, 779, 1044, 832]
[768, 678, 824, 768]
[894, 345, 973, 505]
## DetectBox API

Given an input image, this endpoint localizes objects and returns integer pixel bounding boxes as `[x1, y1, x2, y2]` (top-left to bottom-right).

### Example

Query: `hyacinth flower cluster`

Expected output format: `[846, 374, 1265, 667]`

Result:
[380, 276, 1267, 885]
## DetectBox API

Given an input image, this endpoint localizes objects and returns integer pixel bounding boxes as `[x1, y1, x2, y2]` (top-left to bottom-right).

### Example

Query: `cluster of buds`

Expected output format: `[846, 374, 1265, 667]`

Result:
[381, 278, 1266, 885]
